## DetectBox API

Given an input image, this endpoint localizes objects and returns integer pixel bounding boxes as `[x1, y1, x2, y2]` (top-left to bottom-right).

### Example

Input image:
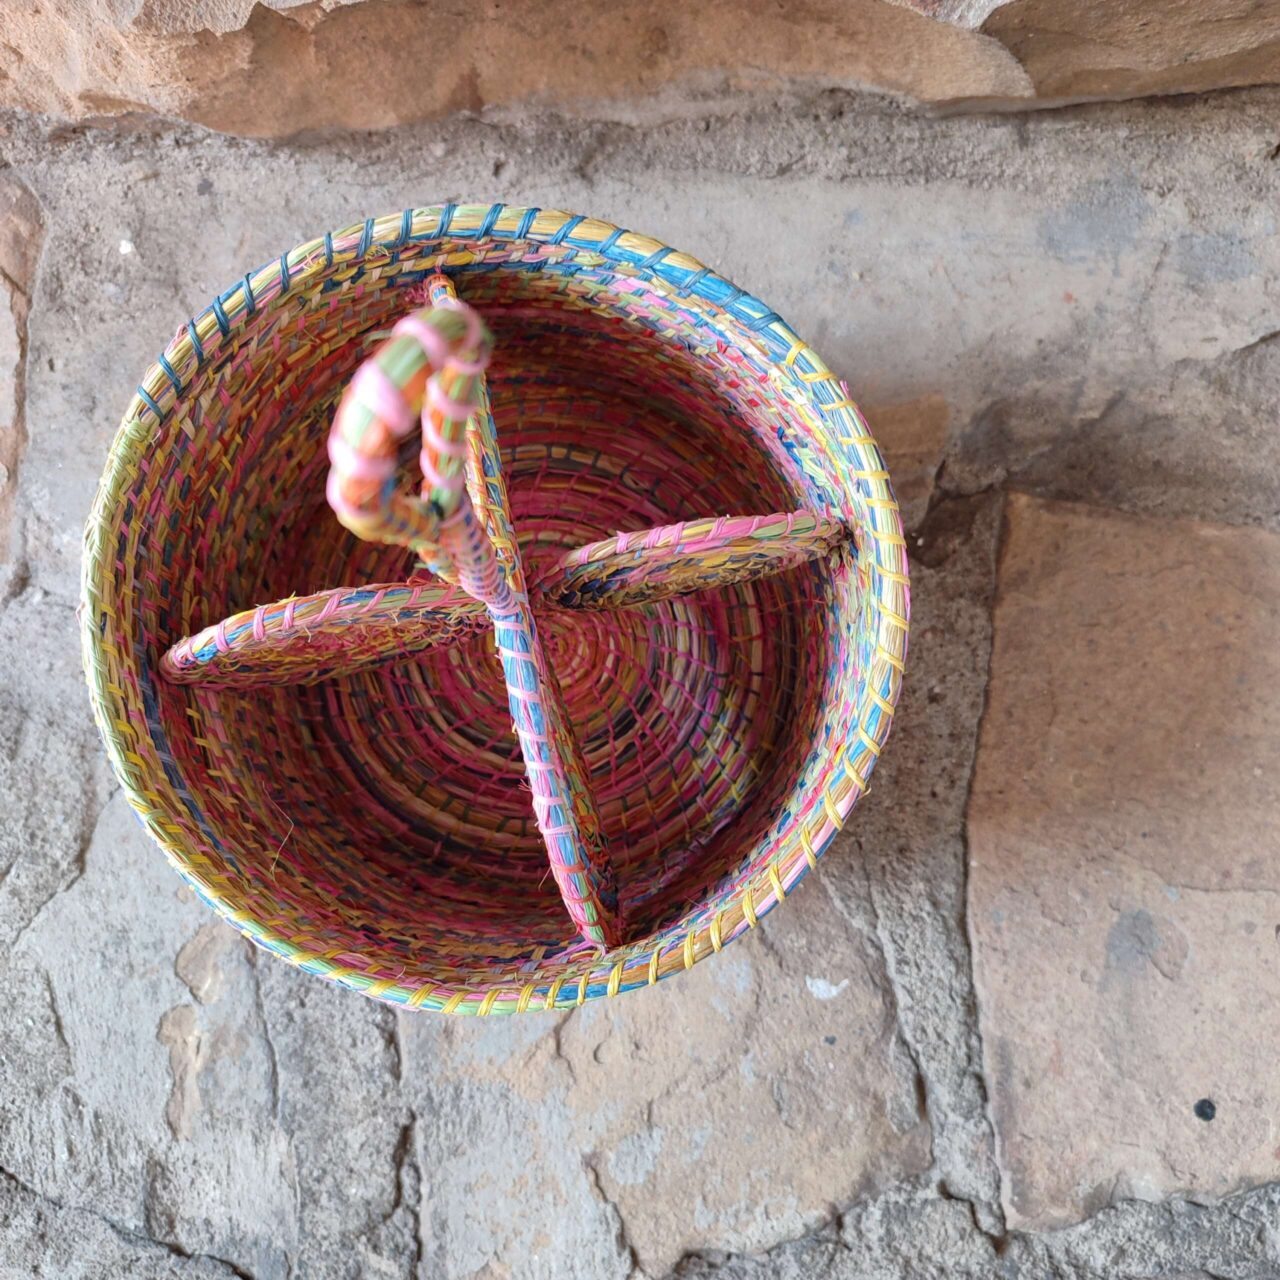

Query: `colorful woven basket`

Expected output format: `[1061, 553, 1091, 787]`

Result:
[81, 205, 909, 1014]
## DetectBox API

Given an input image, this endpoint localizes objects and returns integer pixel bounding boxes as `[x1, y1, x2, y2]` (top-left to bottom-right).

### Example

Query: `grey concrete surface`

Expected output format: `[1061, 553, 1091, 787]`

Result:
[1, 87, 1279, 1278]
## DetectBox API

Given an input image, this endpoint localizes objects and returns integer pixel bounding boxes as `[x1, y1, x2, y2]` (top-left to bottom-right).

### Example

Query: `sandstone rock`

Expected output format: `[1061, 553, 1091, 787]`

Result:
[0, 776, 425, 1278]
[1, 0, 1030, 137]
[864, 392, 949, 525]
[0, 1169, 244, 1279]
[969, 494, 1280, 1229]
[981, 0, 1280, 103]
[0, 174, 42, 565]
[399, 876, 929, 1278]
[6, 0, 1280, 137]
[0, 176, 44, 298]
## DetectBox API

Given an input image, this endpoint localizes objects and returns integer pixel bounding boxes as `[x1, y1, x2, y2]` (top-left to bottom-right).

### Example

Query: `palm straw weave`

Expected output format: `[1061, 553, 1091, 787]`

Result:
[81, 204, 910, 1013]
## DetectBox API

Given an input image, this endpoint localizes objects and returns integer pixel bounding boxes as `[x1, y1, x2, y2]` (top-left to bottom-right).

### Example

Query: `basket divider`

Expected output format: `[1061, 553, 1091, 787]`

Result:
[159, 505, 845, 689]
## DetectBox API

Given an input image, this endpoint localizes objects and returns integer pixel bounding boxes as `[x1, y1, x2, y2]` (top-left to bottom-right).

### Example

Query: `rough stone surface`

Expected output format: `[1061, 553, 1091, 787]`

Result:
[672, 1180, 1280, 1278]
[0, 173, 42, 570]
[0, 0, 1030, 136]
[0, 1167, 248, 1279]
[0, 85, 1279, 1277]
[863, 393, 950, 525]
[5, 0, 1280, 137]
[400, 880, 928, 1278]
[980, 0, 1280, 103]
[969, 494, 1280, 1230]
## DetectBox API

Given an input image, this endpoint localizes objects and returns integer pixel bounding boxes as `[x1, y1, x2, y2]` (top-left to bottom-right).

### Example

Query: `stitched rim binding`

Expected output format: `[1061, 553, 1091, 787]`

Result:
[81, 204, 910, 1014]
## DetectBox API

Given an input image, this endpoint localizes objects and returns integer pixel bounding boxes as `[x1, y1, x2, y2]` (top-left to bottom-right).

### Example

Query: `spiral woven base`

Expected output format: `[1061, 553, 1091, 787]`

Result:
[81, 205, 909, 1013]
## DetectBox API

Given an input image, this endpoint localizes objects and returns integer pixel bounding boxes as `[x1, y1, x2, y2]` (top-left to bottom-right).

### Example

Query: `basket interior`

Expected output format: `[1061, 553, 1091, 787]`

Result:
[116, 250, 863, 987]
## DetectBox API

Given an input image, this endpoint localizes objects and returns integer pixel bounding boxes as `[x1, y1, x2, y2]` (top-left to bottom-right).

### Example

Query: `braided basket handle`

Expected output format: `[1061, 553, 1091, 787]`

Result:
[328, 275, 622, 949]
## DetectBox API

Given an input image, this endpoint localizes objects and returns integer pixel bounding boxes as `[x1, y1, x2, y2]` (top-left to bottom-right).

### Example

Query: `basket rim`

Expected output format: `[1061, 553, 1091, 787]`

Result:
[80, 202, 911, 1014]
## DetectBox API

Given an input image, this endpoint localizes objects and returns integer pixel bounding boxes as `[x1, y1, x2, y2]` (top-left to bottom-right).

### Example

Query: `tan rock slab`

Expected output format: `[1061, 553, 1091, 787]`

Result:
[0, 174, 42, 564]
[982, 0, 1280, 102]
[2, 0, 1030, 135]
[11, 0, 1280, 135]
[401, 875, 929, 1278]
[865, 392, 949, 523]
[969, 494, 1280, 1229]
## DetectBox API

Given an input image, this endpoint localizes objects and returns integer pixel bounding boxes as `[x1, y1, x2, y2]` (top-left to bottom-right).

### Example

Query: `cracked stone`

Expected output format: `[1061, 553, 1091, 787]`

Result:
[0, 589, 109, 950]
[0, 172, 42, 572]
[0, 1168, 247, 1279]
[7, 0, 1280, 135]
[2, 792, 293, 1278]
[250, 959, 420, 1279]
[818, 491, 1006, 1234]
[400, 878, 930, 1278]
[969, 494, 1280, 1230]
[175, 922, 239, 1006]
[863, 393, 950, 529]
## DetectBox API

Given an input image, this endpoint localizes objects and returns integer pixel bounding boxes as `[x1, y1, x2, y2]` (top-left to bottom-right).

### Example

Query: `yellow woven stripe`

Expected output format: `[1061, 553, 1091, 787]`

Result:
[800, 824, 818, 869]
[877, 644, 906, 673]
[870, 527, 906, 546]
[823, 788, 845, 829]
[768, 863, 786, 901]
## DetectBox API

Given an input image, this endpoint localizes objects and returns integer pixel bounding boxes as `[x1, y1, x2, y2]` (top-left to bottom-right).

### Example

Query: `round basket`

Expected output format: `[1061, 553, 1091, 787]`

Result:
[81, 205, 909, 1014]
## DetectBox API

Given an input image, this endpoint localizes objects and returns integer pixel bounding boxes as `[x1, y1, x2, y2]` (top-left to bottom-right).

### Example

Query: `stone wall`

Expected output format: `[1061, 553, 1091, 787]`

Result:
[1, 82, 1279, 1276]
[4, 0, 1280, 136]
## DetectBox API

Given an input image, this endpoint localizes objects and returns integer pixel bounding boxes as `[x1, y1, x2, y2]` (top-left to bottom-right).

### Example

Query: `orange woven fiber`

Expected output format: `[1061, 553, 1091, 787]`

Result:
[82, 205, 909, 1013]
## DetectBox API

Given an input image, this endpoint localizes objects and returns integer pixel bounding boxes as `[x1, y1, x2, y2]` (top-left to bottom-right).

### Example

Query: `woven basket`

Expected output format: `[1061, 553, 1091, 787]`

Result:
[81, 205, 909, 1014]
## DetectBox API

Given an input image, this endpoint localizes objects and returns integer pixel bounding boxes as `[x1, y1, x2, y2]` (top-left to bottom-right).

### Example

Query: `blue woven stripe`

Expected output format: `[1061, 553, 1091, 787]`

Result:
[549, 214, 584, 245]
[156, 354, 183, 395]
[478, 203, 503, 238]
[211, 296, 231, 336]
